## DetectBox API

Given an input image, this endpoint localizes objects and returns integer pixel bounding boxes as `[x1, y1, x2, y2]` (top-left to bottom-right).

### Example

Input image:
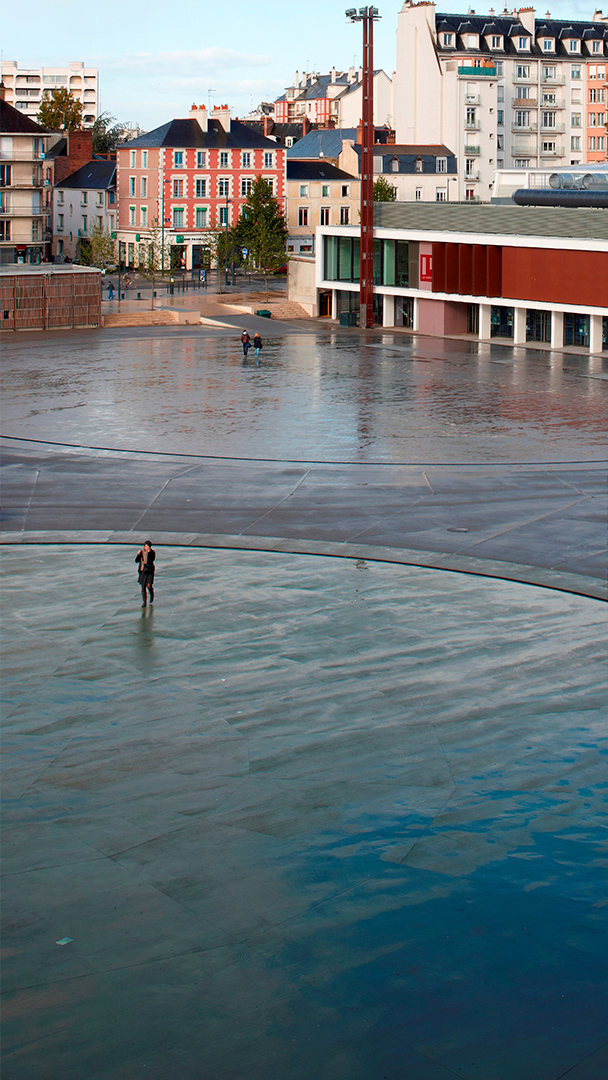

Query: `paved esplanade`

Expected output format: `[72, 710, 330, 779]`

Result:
[1, 324, 607, 1080]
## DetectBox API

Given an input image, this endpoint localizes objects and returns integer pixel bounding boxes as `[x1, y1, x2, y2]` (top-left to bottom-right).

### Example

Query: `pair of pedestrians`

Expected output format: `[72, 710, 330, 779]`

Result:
[241, 330, 263, 362]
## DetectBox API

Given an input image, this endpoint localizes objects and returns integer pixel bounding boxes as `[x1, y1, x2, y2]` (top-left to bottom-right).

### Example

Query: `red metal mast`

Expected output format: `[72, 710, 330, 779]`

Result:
[347, 6, 380, 328]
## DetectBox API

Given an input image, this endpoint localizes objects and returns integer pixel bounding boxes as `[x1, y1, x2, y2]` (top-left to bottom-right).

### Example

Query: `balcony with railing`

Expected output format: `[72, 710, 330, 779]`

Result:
[539, 145, 566, 157]
[464, 170, 481, 181]
[540, 73, 566, 85]
[464, 144, 481, 155]
[0, 148, 46, 161]
[464, 94, 481, 105]
[540, 122, 566, 133]
[511, 120, 538, 131]
[458, 65, 497, 76]
[464, 119, 481, 130]
[540, 98, 566, 109]
[512, 97, 538, 108]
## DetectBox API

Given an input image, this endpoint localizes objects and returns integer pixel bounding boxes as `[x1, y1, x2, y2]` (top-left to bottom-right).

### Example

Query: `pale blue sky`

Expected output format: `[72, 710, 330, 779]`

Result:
[2, 0, 596, 130]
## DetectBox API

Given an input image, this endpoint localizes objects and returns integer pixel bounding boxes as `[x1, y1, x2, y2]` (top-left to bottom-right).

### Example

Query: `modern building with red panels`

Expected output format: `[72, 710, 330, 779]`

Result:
[291, 202, 608, 352]
[585, 61, 607, 163]
[116, 106, 286, 270]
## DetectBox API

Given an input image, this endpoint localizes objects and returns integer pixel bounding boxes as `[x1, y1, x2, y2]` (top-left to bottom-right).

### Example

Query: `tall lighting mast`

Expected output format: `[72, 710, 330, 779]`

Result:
[346, 6, 380, 329]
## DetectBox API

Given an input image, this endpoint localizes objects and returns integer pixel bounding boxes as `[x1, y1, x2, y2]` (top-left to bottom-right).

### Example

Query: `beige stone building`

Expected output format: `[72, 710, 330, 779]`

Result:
[286, 160, 359, 255]
[1, 61, 99, 127]
[0, 96, 54, 264]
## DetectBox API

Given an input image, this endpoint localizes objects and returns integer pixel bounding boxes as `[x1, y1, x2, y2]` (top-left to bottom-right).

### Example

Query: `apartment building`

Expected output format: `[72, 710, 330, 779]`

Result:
[53, 161, 116, 262]
[0, 98, 54, 264]
[287, 161, 359, 253]
[276, 68, 393, 129]
[116, 105, 286, 270]
[1, 61, 99, 126]
[393, 4, 608, 202]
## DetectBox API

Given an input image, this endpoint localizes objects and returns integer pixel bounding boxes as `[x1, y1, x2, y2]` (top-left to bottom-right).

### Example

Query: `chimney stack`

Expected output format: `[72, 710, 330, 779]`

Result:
[189, 104, 208, 132]
[210, 105, 231, 133]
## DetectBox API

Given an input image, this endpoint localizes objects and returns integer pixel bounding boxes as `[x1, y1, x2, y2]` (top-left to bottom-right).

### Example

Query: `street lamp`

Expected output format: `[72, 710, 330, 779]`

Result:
[224, 195, 232, 287]
[447, 176, 458, 202]
[160, 176, 171, 273]
[346, 6, 380, 329]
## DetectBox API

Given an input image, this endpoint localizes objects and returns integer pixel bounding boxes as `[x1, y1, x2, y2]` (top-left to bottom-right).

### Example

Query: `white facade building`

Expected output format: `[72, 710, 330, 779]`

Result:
[1, 61, 99, 127]
[393, 4, 608, 203]
[276, 69, 393, 129]
[53, 161, 116, 262]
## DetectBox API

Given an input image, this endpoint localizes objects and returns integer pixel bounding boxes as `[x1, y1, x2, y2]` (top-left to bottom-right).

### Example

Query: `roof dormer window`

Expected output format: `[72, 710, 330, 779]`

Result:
[591, 40, 602, 54]
[491, 36, 503, 49]
[466, 34, 479, 49]
[443, 33, 454, 47]
[518, 36, 529, 51]
[569, 39, 580, 53]
[541, 38, 554, 52]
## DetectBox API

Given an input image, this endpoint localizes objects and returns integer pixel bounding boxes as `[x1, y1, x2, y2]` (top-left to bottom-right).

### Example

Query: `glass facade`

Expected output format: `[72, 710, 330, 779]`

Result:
[396, 297, 414, 328]
[491, 305, 514, 338]
[563, 313, 589, 347]
[526, 309, 551, 342]
[324, 236, 409, 287]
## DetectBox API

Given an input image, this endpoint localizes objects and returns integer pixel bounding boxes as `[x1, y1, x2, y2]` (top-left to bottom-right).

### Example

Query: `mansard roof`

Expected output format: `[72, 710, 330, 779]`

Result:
[122, 118, 281, 150]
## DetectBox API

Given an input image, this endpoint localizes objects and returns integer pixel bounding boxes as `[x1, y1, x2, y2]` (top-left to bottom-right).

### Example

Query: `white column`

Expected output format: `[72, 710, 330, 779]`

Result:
[551, 310, 563, 349]
[479, 304, 492, 340]
[331, 289, 339, 320]
[513, 306, 527, 345]
[589, 314, 603, 354]
[413, 297, 419, 332]
[382, 295, 395, 327]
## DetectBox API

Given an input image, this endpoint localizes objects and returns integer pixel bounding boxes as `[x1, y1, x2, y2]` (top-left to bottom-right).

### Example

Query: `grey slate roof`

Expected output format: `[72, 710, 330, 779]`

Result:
[286, 129, 358, 159]
[374, 202, 608, 243]
[435, 11, 608, 57]
[55, 160, 116, 189]
[287, 161, 356, 181]
[0, 98, 51, 135]
[122, 118, 280, 150]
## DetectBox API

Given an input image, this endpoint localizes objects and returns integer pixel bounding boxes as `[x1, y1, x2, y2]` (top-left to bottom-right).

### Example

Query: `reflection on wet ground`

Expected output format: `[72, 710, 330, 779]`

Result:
[2, 546, 607, 1079]
[2, 329, 606, 463]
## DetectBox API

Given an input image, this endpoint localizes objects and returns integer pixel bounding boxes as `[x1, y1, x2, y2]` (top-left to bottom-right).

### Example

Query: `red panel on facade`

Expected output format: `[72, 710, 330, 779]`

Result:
[501, 247, 608, 307]
[458, 244, 473, 296]
[445, 244, 460, 293]
[431, 243, 446, 292]
[487, 246, 502, 297]
[472, 245, 487, 295]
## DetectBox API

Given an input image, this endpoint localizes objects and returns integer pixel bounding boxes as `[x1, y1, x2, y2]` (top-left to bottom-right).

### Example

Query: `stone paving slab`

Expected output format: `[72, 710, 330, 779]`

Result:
[1, 545, 607, 1079]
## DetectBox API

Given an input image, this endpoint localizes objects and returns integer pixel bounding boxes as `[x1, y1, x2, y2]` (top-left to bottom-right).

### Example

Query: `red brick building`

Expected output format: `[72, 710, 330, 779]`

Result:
[116, 105, 286, 270]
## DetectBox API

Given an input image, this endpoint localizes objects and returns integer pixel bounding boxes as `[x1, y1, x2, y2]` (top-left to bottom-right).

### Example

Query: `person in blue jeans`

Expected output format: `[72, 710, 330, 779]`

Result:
[253, 333, 263, 362]
[241, 330, 251, 358]
[108, 282, 115, 300]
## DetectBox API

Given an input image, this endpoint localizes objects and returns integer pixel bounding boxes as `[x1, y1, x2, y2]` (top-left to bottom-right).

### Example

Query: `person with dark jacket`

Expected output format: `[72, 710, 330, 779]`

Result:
[241, 330, 251, 358]
[135, 541, 155, 606]
[253, 332, 263, 361]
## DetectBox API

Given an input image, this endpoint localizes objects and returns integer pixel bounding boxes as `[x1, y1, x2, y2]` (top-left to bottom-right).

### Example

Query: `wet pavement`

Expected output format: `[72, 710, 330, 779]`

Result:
[1, 546, 607, 1080]
[1, 325, 607, 1079]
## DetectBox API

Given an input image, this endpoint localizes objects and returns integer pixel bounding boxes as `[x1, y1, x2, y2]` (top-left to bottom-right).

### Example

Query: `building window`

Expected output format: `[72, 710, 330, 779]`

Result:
[141, 207, 147, 227]
[598, 136, 606, 151]
[321, 184, 329, 197]
[142, 151, 148, 167]
[218, 177, 230, 196]
[497, 109, 504, 125]
[195, 179, 207, 197]
[514, 159, 530, 168]
[81, 191, 88, 205]
[443, 33, 453, 46]
[298, 206, 309, 226]
[173, 179, 183, 197]
[515, 111, 530, 128]
[128, 176, 135, 196]
[264, 152, 274, 167]
[96, 215, 103, 228]
[0, 220, 10, 240]
[97, 191, 104, 205]
[569, 39, 580, 52]
[436, 157, 447, 173]
[174, 151, 183, 167]
[57, 189, 64, 204]
[516, 64, 530, 79]
[542, 141, 556, 153]
[241, 177, 253, 196]
[491, 305, 514, 337]
[571, 136, 581, 150]
[57, 238, 63, 254]
[219, 206, 228, 225]
[108, 191, 115, 205]
[130, 150, 136, 167]
[109, 215, 114, 232]
[340, 206, 350, 224]
[138, 177, 145, 197]
[415, 187, 422, 200]
[320, 206, 330, 225]
[571, 65, 582, 79]
[518, 37, 528, 50]
[589, 113, 597, 127]
[285, 138, 293, 148]
[435, 188, 446, 201]
[219, 152, 229, 167]
[129, 206, 136, 225]
[542, 39, 552, 51]
[264, 177, 276, 195]
[564, 313, 589, 348]
[465, 188, 476, 201]
[571, 113, 581, 127]
[242, 152, 251, 168]
[497, 134, 504, 150]
[341, 184, 349, 197]
[415, 158, 423, 173]
[589, 136, 596, 150]
[466, 107, 477, 127]
[173, 207, 184, 227]
[81, 215, 87, 232]
[58, 214, 64, 229]
[465, 158, 476, 177]
[491, 35, 502, 48]
[542, 112, 556, 128]
[197, 152, 206, 167]
[195, 207, 207, 227]
[592, 40, 601, 53]
[299, 184, 308, 197]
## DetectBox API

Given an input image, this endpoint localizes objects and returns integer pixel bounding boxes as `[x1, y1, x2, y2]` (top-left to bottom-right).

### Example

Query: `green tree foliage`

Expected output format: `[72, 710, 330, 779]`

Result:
[37, 87, 84, 131]
[136, 219, 172, 310]
[91, 112, 128, 155]
[230, 177, 288, 297]
[77, 220, 116, 271]
[373, 176, 397, 202]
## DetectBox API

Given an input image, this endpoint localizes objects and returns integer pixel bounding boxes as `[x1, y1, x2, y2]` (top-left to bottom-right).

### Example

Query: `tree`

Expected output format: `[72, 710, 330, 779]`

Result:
[78, 221, 116, 271]
[230, 177, 288, 298]
[373, 176, 397, 202]
[136, 219, 172, 310]
[92, 112, 128, 155]
[37, 87, 84, 131]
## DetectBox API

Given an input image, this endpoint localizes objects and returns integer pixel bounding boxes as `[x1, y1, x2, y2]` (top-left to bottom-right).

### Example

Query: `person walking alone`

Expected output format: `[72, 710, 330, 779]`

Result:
[135, 541, 156, 607]
[241, 330, 251, 359]
[253, 332, 263, 364]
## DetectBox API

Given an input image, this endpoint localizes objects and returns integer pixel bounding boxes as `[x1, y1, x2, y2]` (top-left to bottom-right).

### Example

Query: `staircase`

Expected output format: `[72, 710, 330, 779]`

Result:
[262, 300, 312, 320]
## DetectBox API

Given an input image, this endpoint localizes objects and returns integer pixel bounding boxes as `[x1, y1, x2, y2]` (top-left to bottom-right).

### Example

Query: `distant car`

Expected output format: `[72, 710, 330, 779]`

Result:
[274, 264, 288, 275]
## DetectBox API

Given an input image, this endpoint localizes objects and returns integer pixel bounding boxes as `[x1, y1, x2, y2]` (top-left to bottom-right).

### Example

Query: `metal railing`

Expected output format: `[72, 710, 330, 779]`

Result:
[464, 145, 481, 155]
[512, 97, 538, 108]
[540, 73, 566, 85]
[539, 146, 566, 157]
[464, 119, 481, 130]
[512, 121, 538, 131]
[0, 149, 46, 161]
[540, 122, 566, 133]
